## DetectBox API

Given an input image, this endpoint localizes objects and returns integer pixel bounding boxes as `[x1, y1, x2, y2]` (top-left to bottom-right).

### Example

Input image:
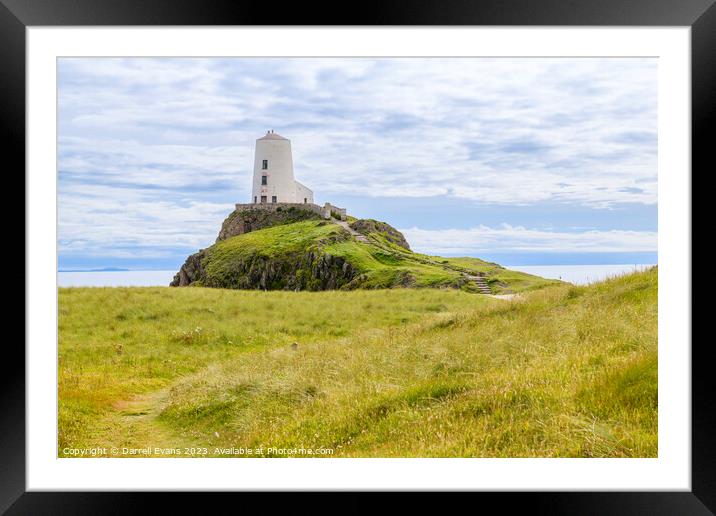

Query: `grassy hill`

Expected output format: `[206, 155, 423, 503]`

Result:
[58, 267, 657, 458]
[173, 218, 560, 293]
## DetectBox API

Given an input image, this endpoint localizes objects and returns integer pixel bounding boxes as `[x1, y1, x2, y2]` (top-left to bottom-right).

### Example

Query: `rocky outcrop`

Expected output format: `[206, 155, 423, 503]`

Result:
[208, 251, 357, 291]
[216, 206, 321, 242]
[349, 219, 411, 250]
[170, 250, 207, 286]
[170, 206, 555, 294]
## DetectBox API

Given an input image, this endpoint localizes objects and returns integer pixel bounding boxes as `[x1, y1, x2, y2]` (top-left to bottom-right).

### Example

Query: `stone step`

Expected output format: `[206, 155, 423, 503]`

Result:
[461, 274, 491, 293]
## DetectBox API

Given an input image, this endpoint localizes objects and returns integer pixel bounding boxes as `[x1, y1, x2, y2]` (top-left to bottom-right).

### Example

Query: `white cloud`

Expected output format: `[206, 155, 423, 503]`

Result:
[59, 135, 248, 189]
[59, 57, 657, 205]
[401, 225, 657, 255]
[58, 182, 232, 257]
[57, 57, 657, 263]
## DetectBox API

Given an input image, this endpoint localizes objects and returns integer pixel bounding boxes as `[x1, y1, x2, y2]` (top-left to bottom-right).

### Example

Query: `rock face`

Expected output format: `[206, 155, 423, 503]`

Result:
[203, 249, 357, 291]
[216, 206, 322, 242]
[170, 250, 206, 287]
[349, 219, 411, 250]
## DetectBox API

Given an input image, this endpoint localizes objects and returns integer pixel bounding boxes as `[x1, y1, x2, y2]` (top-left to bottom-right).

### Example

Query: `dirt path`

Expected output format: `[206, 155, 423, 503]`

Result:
[334, 219, 370, 243]
[106, 387, 191, 455]
[488, 293, 523, 301]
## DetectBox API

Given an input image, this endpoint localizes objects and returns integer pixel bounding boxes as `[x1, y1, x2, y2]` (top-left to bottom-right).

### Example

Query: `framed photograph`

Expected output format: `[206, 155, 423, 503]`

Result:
[6, 0, 711, 512]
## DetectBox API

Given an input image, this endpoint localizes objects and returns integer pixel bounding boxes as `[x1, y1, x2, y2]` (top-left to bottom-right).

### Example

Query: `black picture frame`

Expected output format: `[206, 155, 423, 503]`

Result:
[3, 0, 710, 513]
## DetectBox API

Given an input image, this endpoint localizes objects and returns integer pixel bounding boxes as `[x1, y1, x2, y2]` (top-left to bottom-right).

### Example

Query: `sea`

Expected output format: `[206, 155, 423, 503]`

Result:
[57, 264, 656, 288]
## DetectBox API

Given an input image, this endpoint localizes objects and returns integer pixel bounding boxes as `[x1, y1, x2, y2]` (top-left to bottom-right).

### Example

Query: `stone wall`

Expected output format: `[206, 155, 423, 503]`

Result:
[323, 202, 347, 221]
[235, 202, 324, 216]
[235, 201, 347, 221]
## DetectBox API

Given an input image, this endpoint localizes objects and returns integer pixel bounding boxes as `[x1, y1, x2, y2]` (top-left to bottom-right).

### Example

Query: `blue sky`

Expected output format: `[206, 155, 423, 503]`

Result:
[58, 57, 657, 270]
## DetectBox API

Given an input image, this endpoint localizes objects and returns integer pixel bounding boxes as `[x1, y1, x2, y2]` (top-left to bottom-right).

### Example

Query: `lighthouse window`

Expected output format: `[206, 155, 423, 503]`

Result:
[261, 175, 267, 185]
[272, 196, 277, 203]
[262, 159, 268, 170]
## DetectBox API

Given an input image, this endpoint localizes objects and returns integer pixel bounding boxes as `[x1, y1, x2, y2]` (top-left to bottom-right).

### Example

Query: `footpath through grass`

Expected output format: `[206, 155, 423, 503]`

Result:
[58, 268, 657, 457]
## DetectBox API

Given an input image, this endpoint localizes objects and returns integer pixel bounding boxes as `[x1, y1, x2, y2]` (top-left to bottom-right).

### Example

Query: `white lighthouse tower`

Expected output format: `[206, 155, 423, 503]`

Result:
[251, 130, 313, 204]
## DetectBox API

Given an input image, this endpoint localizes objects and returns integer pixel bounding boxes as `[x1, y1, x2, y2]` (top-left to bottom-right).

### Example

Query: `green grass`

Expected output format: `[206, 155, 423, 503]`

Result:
[58, 267, 657, 457]
[437, 256, 562, 293]
[323, 239, 462, 288]
[212, 219, 340, 261]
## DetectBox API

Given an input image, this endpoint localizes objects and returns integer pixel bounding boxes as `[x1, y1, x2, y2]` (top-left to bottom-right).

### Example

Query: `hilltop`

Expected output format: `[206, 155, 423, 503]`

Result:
[171, 205, 560, 294]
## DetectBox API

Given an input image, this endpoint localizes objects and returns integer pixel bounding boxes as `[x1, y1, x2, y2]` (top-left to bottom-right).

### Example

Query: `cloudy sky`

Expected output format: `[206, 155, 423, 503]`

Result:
[58, 57, 657, 270]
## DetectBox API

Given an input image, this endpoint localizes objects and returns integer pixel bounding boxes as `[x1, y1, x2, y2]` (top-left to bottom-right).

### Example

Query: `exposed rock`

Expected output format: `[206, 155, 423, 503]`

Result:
[217, 206, 322, 242]
[349, 219, 411, 250]
[399, 271, 416, 287]
[170, 250, 207, 286]
[200, 248, 357, 291]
